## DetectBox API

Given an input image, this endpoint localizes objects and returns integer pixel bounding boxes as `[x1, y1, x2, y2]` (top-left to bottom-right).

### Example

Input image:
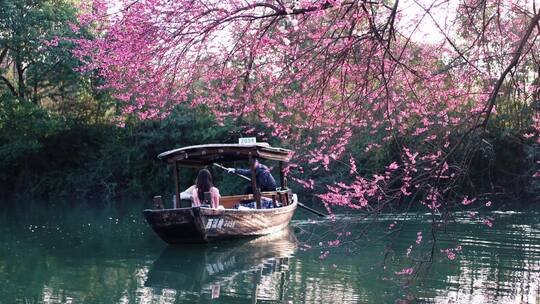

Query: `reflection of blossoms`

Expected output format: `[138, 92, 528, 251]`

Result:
[319, 251, 330, 260]
[416, 232, 423, 245]
[461, 196, 476, 206]
[395, 267, 414, 276]
[441, 246, 462, 261]
[327, 239, 341, 247]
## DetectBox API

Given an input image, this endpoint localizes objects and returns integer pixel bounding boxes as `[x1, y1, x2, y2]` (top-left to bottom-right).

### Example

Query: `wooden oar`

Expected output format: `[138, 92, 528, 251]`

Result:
[297, 202, 326, 217]
[213, 163, 251, 181]
[212, 163, 326, 217]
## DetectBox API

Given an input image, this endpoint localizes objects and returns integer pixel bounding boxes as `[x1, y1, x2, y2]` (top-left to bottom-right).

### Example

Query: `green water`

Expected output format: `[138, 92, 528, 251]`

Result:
[1, 200, 539, 303]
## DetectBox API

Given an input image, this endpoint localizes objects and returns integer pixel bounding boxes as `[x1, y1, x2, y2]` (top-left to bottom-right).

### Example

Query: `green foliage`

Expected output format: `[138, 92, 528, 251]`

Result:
[1, 0, 80, 99]
[0, 102, 238, 199]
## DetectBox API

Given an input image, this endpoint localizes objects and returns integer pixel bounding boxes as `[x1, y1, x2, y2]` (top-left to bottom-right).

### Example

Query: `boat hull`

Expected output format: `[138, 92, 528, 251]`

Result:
[143, 199, 297, 243]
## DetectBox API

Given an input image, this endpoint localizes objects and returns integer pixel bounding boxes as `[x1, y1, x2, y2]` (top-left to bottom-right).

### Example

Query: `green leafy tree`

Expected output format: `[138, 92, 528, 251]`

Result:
[0, 0, 82, 104]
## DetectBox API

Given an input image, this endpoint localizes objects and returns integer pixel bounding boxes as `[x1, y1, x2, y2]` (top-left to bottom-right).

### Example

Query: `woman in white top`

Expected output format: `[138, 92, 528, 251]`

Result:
[191, 169, 221, 209]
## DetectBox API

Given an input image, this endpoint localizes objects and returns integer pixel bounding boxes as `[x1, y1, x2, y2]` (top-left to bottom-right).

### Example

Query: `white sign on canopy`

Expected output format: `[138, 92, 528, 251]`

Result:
[238, 137, 256, 144]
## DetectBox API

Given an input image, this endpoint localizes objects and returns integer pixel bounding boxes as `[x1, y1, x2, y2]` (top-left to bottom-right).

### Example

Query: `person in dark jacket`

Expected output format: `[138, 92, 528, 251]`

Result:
[228, 159, 277, 193]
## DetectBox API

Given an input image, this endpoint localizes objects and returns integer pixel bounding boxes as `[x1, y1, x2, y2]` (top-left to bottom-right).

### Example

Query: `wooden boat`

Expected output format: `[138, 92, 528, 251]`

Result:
[143, 143, 298, 243]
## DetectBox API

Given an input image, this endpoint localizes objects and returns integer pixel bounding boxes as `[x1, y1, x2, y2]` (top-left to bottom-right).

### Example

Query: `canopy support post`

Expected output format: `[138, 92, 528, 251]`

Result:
[173, 161, 180, 208]
[279, 161, 287, 189]
[250, 155, 261, 209]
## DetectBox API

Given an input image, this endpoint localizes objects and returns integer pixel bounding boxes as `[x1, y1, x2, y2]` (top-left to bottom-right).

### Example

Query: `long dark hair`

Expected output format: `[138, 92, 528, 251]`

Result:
[196, 169, 213, 203]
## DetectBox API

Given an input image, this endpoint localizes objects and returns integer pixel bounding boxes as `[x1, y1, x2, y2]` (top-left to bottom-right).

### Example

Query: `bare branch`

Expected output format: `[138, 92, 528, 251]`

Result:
[0, 75, 18, 97]
[481, 10, 540, 127]
[0, 48, 8, 66]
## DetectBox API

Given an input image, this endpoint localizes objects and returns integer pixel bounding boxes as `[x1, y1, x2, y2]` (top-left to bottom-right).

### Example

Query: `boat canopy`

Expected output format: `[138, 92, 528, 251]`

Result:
[158, 143, 292, 166]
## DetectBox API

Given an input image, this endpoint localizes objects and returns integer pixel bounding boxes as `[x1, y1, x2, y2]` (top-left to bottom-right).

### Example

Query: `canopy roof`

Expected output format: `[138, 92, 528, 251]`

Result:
[158, 143, 292, 166]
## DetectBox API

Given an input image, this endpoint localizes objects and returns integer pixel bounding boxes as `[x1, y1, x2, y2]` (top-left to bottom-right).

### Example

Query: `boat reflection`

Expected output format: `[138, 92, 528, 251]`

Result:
[144, 228, 297, 302]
